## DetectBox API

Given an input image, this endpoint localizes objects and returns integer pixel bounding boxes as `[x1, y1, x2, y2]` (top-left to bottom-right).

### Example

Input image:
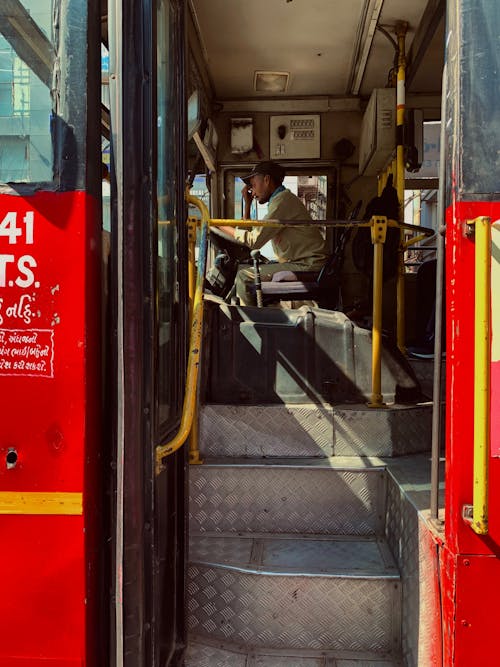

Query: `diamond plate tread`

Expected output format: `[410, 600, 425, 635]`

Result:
[190, 461, 386, 535]
[189, 534, 399, 578]
[199, 404, 432, 458]
[187, 561, 400, 652]
[336, 662, 399, 667]
[184, 642, 247, 666]
[384, 455, 444, 667]
[200, 404, 333, 458]
[185, 641, 401, 666]
[332, 405, 432, 457]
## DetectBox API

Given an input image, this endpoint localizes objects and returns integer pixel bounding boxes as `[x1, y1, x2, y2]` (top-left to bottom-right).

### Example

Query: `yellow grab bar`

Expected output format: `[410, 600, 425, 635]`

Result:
[396, 229, 406, 354]
[155, 194, 209, 474]
[368, 217, 387, 407]
[471, 216, 491, 535]
[155, 211, 432, 460]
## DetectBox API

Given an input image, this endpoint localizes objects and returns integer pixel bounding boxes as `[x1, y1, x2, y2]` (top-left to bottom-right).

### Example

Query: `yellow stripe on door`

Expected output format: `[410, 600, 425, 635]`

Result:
[0, 492, 83, 515]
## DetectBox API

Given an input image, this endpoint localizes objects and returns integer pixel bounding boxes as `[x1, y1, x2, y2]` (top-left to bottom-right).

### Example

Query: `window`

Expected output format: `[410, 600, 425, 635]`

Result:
[189, 173, 210, 216]
[0, 1, 53, 183]
[233, 174, 328, 220]
[232, 173, 328, 259]
[156, 0, 186, 432]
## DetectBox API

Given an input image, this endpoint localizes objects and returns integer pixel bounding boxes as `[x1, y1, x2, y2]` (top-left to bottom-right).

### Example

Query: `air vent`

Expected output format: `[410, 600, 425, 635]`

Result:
[254, 71, 289, 93]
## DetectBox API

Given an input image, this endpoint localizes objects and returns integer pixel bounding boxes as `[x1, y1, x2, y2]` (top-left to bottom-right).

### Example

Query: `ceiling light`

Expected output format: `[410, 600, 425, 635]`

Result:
[254, 71, 289, 93]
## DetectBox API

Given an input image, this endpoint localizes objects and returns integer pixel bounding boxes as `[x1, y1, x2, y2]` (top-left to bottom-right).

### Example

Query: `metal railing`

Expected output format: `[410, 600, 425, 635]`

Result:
[155, 197, 433, 470]
[469, 216, 492, 535]
[155, 193, 209, 475]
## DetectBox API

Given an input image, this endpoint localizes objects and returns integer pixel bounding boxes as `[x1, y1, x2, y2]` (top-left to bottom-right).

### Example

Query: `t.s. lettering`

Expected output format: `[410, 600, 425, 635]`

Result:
[0, 211, 39, 289]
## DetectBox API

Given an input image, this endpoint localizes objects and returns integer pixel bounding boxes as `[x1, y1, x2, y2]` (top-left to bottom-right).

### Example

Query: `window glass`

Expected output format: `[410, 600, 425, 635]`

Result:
[189, 173, 210, 216]
[403, 188, 438, 272]
[458, 0, 500, 195]
[0, 1, 53, 183]
[233, 175, 327, 220]
[157, 0, 182, 429]
[233, 174, 327, 259]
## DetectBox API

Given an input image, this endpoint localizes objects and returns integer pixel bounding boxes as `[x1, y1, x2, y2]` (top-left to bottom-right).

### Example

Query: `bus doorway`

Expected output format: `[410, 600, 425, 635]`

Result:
[177, 2, 446, 666]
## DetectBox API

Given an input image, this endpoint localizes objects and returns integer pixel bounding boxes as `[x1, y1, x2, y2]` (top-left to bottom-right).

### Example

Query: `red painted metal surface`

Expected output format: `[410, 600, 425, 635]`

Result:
[444, 200, 500, 665]
[454, 554, 500, 667]
[445, 200, 500, 552]
[441, 548, 500, 667]
[492, 215, 500, 458]
[492, 359, 500, 457]
[0, 191, 101, 665]
[440, 545, 456, 667]
[419, 527, 444, 667]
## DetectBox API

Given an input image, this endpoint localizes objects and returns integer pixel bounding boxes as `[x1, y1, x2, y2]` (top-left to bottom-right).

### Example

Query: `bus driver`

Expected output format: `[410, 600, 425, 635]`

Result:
[217, 160, 329, 306]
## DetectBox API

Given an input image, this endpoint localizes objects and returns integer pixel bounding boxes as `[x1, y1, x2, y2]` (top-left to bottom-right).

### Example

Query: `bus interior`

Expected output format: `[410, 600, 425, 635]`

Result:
[162, 2, 446, 666]
[0, 0, 455, 665]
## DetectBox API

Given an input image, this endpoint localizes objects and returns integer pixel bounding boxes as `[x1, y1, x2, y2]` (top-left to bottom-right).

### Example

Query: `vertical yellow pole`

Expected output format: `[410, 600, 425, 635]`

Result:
[368, 217, 387, 407]
[185, 195, 206, 467]
[188, 277, 202, 465]
[187, 218, 197, 320]
[396, 228, 406, 353]
[395, 22, 408, 353]
[472, 216, 491, 535]
[395, 22, 407, 217]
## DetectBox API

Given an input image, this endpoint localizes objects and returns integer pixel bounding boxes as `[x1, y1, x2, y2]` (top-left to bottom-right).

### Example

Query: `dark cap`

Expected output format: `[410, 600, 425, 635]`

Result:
[243, 160, 285, 185]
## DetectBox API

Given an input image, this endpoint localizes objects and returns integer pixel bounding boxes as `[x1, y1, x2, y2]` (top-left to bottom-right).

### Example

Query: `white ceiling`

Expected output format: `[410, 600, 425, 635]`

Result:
[190, 0, 444, 99]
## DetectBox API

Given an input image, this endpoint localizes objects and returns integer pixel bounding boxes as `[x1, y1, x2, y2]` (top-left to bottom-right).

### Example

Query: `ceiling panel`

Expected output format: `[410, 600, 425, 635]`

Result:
[359, 0, 442, 95]
[190, 0, 442, 99]
[191, 0, 366, 97]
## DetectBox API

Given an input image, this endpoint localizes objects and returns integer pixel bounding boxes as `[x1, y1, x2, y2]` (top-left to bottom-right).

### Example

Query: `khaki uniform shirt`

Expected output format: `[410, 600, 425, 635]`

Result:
[233, 189, 329, 269]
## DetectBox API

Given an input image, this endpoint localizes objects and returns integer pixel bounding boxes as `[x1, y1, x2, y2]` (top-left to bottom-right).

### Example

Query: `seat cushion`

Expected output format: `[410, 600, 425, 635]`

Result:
[261, 281, 319, 295]
[271, 270, 320, 283]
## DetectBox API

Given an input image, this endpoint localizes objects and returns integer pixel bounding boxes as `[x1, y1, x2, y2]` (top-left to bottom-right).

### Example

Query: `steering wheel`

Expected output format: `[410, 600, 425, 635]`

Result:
[210, 225, 248, 246]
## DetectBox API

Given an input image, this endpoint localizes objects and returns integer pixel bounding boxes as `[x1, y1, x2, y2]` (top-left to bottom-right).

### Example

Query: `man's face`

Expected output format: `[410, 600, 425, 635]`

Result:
[249, 174, 273, 204]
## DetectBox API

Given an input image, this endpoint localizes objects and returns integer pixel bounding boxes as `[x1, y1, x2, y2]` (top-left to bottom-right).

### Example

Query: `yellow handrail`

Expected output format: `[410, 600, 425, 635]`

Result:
[207, 218, 431, 236]
[368, 217, 387, 407]
[471, 216, 491, 535]
[155, 193, 209, 474]
[156, 211, 432, 472]
[395, 23, 407, 353]
[396, 229, 406, 354]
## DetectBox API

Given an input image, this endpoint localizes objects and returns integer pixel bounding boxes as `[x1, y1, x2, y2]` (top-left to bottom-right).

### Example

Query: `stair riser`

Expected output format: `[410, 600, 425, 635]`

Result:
[199, 405, 432, 458]
[187, 565, 400, 653]
[190, 466, 386, 536]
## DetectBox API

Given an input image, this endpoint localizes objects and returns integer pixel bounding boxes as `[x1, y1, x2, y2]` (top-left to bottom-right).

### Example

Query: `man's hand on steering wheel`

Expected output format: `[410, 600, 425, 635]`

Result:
[216, 224, 236, 239]
[212, 182, 255, 240]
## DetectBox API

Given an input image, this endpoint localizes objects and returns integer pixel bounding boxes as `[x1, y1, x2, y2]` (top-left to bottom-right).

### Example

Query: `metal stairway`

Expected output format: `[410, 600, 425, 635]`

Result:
[185, 433, 406, 665]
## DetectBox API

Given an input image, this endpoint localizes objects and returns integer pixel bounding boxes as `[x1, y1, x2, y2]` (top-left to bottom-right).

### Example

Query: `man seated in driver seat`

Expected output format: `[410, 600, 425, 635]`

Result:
[217, 160, 328, 306]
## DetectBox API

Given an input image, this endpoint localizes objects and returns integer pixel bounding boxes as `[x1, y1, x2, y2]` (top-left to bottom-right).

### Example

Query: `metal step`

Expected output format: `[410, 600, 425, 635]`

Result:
[199, 403, 432, 458]
[185, 640, 402, 666]
[187, 533, 401, 655]
[190, 458, 386, 536]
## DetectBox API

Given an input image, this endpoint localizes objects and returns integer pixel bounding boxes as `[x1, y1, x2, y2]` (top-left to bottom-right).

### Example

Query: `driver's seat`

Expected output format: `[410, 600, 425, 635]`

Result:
[258, 223, 354, 308]
[259, 262, 335, 307]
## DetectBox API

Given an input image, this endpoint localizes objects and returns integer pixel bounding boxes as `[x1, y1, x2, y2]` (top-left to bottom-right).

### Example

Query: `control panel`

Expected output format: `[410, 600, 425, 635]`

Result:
[270, 114, 321, 159]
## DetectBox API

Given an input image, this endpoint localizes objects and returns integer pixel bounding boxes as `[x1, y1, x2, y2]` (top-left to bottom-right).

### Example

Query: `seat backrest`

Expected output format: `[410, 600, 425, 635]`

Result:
[317, 223, 354, 285]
